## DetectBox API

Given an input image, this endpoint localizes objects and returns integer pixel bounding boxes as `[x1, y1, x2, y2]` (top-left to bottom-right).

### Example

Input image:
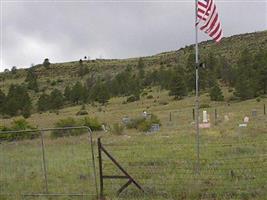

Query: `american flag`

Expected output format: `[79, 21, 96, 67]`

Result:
[197, 0, 223, 42]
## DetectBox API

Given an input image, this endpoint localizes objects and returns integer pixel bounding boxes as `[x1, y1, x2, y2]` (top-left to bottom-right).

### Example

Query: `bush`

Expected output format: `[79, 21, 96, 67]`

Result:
[126, 117, 146, 129]
[159, 100, 168, 105]
[199, 104, 210, 109]
[51, 117, 83, 138]
[126, 95, 140, 103]
[126, 114, 161, 132]
[147, 95, 154, 99]
[0, 119, 38, 141]
[256, 97, 261, 102]
[112, 123, 124, 135]
[82, 117, 102, 131]
[76, 109, 88, 115]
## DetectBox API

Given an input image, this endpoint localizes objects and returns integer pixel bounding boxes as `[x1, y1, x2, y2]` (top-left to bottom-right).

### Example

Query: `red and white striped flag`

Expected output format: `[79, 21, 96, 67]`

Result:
[197, 0, 223, 42]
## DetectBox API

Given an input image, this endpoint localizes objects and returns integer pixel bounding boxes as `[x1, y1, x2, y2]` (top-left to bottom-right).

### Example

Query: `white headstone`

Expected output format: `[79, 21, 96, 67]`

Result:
[142, 111, 147, 118]
[224, 115, 229, 122]
[203, 110, 208, 123]
[244, 116, 249, 123]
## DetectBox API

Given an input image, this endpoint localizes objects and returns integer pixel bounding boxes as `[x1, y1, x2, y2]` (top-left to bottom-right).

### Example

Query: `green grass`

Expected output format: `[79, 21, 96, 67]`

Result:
[0, 90, 267, 199]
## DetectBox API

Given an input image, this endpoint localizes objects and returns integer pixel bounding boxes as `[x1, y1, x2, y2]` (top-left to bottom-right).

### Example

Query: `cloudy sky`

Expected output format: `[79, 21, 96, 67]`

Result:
[0, 0, 266, 71]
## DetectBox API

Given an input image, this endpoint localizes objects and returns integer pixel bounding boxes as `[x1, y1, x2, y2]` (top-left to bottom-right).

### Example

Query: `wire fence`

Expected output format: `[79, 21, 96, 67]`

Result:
[99, 134, 267, 199]
[0, 103, 266, 199]
[0, 127, 98, 200]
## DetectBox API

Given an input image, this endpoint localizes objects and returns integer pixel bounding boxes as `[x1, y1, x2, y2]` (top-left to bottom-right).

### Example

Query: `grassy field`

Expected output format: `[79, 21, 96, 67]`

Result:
[0, 89, 267, 199]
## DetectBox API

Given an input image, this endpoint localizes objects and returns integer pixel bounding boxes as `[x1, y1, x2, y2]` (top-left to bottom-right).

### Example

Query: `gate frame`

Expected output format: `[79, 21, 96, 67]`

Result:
[97, 137, 144, 199]
[0, 126, 99, 199]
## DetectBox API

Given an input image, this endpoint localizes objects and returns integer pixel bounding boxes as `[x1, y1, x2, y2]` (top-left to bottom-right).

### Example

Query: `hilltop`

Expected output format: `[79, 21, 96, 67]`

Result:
[1, 30, 267, 90]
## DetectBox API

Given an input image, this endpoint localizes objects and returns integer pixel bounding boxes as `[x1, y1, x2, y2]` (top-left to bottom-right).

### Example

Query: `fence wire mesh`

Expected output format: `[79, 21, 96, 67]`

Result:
[0, 127, 98, 200]
[99, 136, 266, 199]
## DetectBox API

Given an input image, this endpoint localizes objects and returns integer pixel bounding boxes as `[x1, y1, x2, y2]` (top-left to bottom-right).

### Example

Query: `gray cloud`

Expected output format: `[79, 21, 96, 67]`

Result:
[1, 0, 267, 70]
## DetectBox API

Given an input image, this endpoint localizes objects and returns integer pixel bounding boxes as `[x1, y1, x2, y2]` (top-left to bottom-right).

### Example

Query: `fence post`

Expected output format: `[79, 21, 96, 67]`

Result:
[40, 130, 48, 193]
[264, 104, 266, 115]
[215, 109, 217, 125]
[169, 112, 172, 122]
[193, 108, 195, 121]
[98, 138, 104, 199]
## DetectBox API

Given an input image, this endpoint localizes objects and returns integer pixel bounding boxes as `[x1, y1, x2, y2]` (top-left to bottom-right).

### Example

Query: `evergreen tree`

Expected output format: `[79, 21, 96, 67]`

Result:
[64, 86, 71, 101]
[210, 82, 224, 101]
[0, 89, 6, 114]
[37, 93, 51, 111]
[91, 82, 110, 104]
[50, 89, 64, 109]
[234, 49, 259, 99]
[168, 69, 187, 100]
[43, 58, 51, 68]
[25, 69, 38, 92]
[137, 58, 145, 79]
[70, 81, 86, 104]
[4, 85, 32, 117]
[185, 53, 196, 92]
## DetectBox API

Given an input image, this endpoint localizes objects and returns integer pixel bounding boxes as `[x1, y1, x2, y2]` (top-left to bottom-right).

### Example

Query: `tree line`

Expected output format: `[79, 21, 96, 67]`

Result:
[0, 48, 266, 118]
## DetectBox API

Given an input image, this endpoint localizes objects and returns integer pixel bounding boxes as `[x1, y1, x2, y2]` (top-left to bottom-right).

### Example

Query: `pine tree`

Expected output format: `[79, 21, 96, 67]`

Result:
[43, 58, 51, 68]
[37, 93, 51, 111]
[25, 69, 38, 92]
[0, 89, 6, 114]
[64, 86, 71, 101]
[4, 85, 32, 117]
[210, 82, 224, 101]
[50, 89, 64, 109]
[168, 70, 187, 100]
[70, 82, 86, 104]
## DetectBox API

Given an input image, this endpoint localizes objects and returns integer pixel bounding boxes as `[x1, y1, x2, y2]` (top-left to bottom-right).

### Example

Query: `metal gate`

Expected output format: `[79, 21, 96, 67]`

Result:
[0, 126, 98, 199]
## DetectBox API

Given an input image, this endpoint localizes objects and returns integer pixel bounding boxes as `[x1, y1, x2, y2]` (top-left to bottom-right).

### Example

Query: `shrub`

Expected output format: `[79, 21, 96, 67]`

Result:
[126, 114, 161, 132]
[0, 119, 37, 141]
[199, 104, 210, 109]
[159, 100, 168, 105]
[256, 97, 261, 102]
[50, 80, 57, 86]
[51, 117, 83, 138]
[112, 123, 124, 135]
[147, 95, 154, 99]
[126, 117, 146, 129]
[76, 110, 88, 115]
[126, 95, 140, 103]
[82, 117, 102, 131]
[141, 92, 148, 97]
[210, 83, 224, 101]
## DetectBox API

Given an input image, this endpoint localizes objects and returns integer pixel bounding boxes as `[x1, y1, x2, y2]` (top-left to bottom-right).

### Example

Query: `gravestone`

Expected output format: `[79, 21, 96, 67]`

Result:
[244, 116, 249, 123]
[122, 116, 131, 125]
[150, 124, 160, 132]
[252, 110, 257, 117]
[203, 110, 209, 123]
[224, 115, 229, 122]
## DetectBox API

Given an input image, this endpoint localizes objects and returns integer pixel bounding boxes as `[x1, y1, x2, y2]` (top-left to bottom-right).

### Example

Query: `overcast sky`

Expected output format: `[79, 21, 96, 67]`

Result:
[0, 0, 266, 71]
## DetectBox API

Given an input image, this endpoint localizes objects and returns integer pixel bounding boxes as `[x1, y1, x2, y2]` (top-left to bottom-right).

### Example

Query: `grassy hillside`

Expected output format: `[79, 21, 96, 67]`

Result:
[1, 30, 266, 94]
[1, 88, 266, 199]
[1, 30, 267, 198]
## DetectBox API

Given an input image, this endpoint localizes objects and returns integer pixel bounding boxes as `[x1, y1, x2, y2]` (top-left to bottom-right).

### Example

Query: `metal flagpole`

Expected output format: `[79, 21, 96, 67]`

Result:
[195, 0, 200, 174]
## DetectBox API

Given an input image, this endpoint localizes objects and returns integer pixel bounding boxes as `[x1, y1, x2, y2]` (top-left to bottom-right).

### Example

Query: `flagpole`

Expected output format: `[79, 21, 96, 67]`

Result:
[195, 0, 200, 174]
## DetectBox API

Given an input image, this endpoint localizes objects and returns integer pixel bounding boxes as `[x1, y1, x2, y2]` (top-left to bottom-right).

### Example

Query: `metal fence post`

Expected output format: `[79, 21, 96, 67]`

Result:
[98, 138, 104, 199]
[193, 108, 195, 121]
[169, 112, 172, 122]
[215, 109, 217, 125]
[40, 130, 48, 194]
[264, 104, 266, 115]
